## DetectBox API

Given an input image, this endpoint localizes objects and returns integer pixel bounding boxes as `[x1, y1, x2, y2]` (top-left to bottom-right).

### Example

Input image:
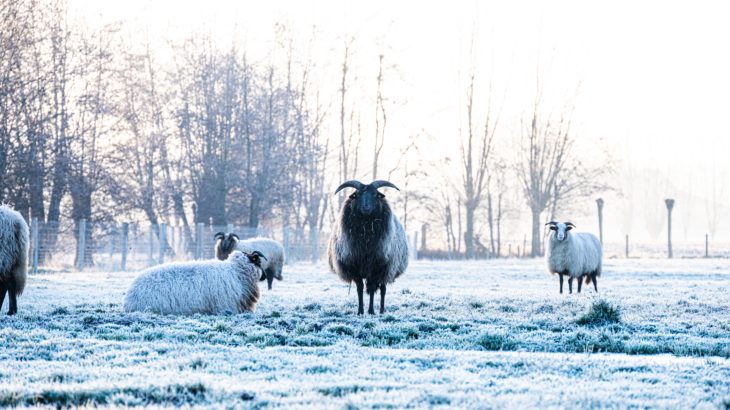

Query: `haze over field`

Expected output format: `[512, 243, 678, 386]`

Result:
[68, 0, 730, 244]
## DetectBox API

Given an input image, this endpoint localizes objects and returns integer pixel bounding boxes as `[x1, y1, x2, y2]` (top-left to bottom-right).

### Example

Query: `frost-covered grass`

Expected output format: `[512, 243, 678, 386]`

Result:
[1, 258, 729, 408]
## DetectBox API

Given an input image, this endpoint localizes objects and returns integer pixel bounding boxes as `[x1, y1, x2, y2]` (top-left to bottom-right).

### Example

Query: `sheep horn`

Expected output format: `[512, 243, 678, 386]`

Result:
[544, 221, 558, 226]
[565, 222, 576, 228]
[371, 180, 400, 191]
[249, 250, 267, 261]
[214, 232, 225, 241]
[230, 233, 239, 240]
[334, 180, 365, 194]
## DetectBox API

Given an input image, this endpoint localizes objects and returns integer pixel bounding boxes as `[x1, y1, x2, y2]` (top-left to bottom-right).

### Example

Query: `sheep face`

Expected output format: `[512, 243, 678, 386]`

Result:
[345, 185, 388, 217]
[214, 232, 239, 260]
[228, 250, 267, 281]
[546, 221, 574, 242]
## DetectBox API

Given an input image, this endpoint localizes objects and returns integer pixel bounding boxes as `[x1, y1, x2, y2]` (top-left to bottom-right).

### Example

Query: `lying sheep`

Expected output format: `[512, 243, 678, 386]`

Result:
[328, 180, 409, 315]
[214, 233, 284, 290]
[545, 221, 602, 294]
[0, 205, 29, 315]
[123, 250, 266, 315]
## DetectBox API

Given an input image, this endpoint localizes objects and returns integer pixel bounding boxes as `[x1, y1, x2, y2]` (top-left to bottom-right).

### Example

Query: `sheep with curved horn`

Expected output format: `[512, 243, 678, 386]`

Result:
[214, 233, 284, 290]
[328, 179, 409, 315]
[545, 221, 602, 294]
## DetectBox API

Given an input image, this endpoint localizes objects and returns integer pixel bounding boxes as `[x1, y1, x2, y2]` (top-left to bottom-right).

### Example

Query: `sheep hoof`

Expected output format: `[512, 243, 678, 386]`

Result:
[368, 308, 375, 315]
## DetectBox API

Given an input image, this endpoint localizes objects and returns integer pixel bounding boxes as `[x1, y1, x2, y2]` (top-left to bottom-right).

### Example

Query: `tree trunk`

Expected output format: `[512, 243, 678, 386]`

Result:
[464, 203, 475, 259]
[496, 193, 503, 258]
[487, 192, 496, 257]
[43, 158, 65, 263]
[172, 193, 195, 254]
[531, 207, 542, 257]
[248, 191, 261, 228]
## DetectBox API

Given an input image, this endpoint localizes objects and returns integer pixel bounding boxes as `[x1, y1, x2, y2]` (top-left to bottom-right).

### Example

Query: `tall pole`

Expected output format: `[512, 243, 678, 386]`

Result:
[665, 198, 675, 259]
[596, 198, 604, 245]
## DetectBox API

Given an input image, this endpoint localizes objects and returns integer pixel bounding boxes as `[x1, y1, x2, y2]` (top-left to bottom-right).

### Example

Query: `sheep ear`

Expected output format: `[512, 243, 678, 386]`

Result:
[214, 232, 225, 241]
[565, 222, 575, 230]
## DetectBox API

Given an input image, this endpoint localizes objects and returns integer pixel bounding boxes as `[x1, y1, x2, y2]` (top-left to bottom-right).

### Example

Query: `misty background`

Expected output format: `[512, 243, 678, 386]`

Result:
[2, 0, 729, 268]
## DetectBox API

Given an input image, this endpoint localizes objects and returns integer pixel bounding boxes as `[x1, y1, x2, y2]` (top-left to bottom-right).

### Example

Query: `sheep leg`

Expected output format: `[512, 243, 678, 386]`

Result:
[559, 273, 564, 294]
[355, 278, 365, 315]
[592, 273, 598, 292]
[568, 277, 573, 294]
[577, 276, 583, 293]
[366, 280, 379, 314]
[380, 284, 387, 314]
[368, 290, 375, 315]
[7, 280, 17, 315]
[0, 282, 6, 313]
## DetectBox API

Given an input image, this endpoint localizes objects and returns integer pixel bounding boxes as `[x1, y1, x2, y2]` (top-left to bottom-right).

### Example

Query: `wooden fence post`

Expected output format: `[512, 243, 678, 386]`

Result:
[121, 222, 129, 271]
[196, 223, 204, 259]
[31, 218, 39, 273]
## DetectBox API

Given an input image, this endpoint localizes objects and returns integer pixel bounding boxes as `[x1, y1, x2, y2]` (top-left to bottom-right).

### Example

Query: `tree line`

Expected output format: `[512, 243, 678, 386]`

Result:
[0, 0, 611, 264]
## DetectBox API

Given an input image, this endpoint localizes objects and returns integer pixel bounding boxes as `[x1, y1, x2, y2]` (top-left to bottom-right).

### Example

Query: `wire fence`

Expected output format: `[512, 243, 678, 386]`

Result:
[27, 218, 730, 272]
[28, 218, 335, 272]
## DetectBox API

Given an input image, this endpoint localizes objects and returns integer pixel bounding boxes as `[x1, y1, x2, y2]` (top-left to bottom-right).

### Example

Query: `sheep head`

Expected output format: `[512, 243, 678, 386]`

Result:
[545, 221, 575, 241]
[335, 179, 400, 216]
[214, 232, 239, 260]
[227, 250, 268, 281]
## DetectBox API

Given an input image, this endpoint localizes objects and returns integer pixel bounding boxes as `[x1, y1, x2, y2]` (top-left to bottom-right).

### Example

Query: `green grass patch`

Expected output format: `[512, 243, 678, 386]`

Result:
[576, 300, 621, 326]
[477, 332, 516, 351]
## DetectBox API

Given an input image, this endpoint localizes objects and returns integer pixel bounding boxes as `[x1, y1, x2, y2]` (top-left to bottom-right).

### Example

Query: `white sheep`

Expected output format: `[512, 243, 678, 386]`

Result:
[545, 221, 602, 294]
[0, 205, 29, 315]
[123, 250, 266, 315]
[214, 233, 284, 290]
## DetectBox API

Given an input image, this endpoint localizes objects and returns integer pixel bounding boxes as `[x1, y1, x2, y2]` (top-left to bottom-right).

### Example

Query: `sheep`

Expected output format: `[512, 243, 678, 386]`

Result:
[328, 180, 409, 315]
[123, 250, 267, 315]
[545, 221, 602, 294]
[0, 205, 29, 315]
[214, 233, 284, 290]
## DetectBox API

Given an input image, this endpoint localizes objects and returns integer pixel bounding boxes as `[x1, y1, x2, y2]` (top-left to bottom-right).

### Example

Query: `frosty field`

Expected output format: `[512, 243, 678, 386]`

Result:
[1, 258, 729, 408]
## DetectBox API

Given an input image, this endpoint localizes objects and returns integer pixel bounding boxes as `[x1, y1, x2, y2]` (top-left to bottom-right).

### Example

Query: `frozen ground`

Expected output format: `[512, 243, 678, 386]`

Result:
[1, 258, 729, 408]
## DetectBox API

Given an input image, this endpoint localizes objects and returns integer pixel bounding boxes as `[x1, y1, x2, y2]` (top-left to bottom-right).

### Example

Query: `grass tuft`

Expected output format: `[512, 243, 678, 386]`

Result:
[477, 332, 516, 351]
[576, 300, 621, 326]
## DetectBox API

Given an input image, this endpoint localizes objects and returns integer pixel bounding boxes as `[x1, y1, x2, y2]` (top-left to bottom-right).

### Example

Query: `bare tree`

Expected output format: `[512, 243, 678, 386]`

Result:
[110, 40, 176, 253]
[372, 53, 386, 179]
[458, 71, 498, 258]
[516, 82, 575, 257]
[336, 39, 362, 207]
[66, 22, 116, 267]
[486, 158, 508, 257]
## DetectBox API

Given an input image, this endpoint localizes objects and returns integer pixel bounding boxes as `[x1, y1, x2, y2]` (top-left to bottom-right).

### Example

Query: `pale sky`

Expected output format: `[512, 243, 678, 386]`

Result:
[70, 0, 730, 246]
